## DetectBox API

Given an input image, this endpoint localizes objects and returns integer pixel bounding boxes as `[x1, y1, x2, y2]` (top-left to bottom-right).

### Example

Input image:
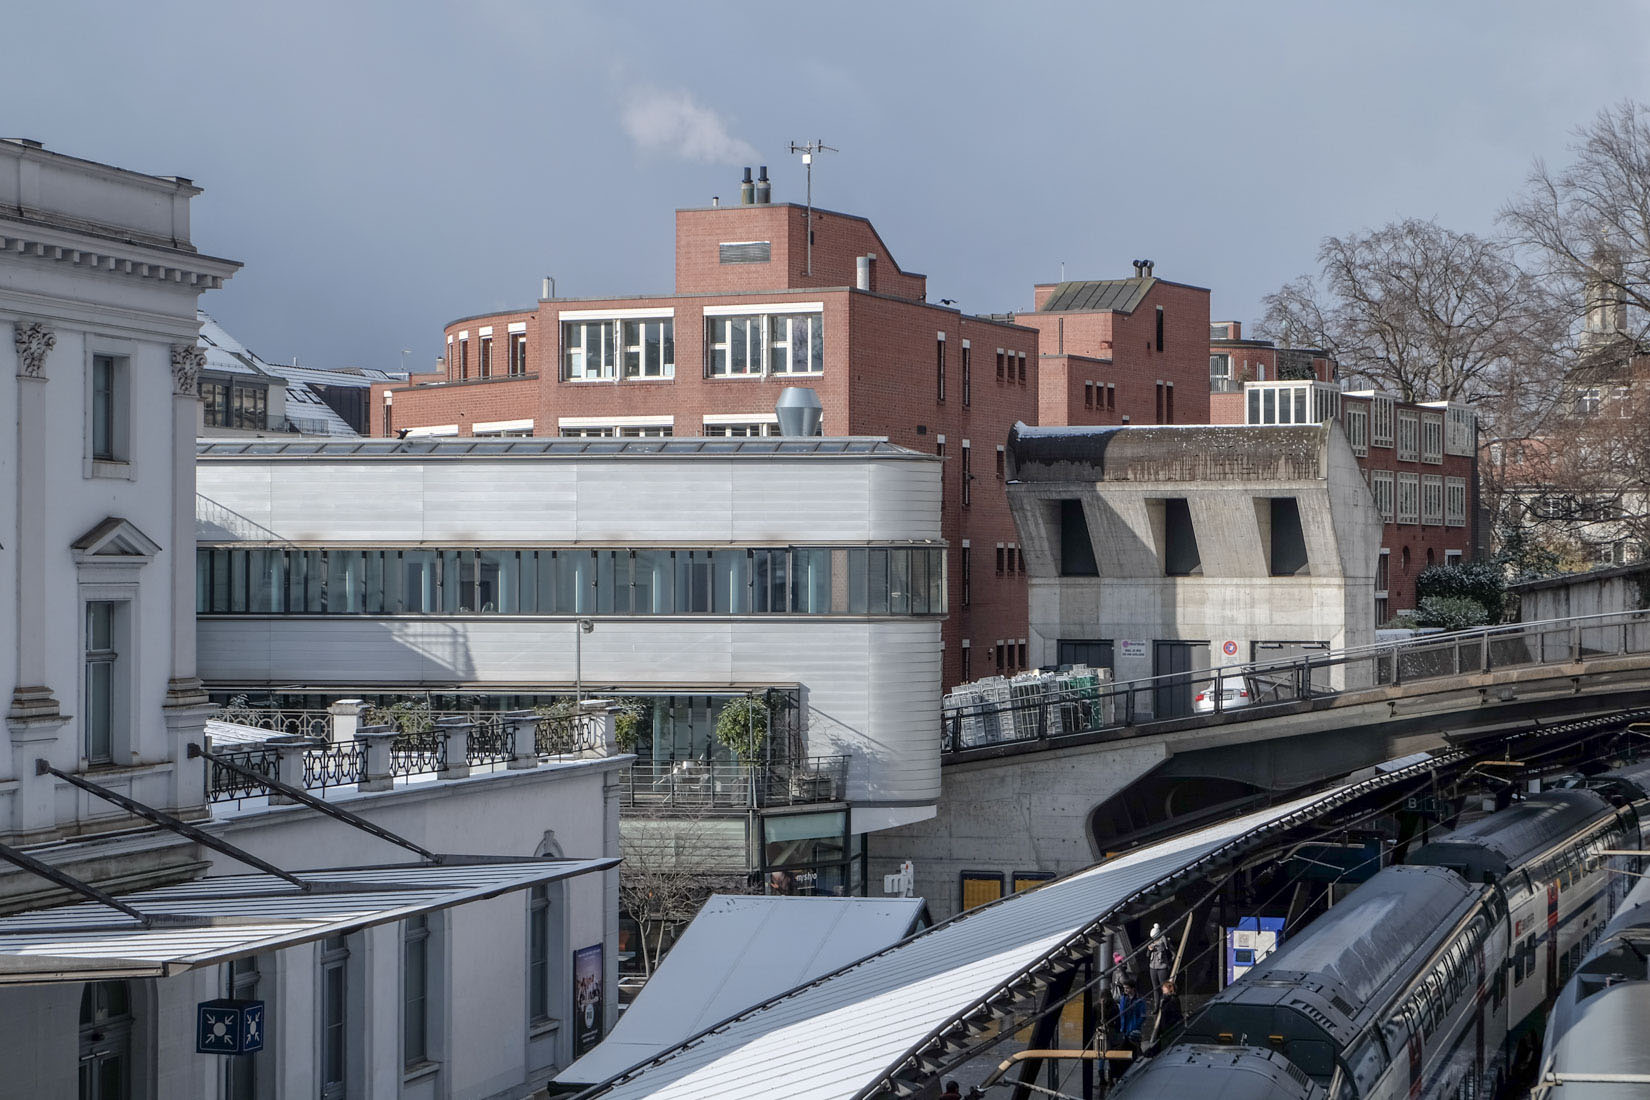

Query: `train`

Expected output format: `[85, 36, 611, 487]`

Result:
[1109, 763, 1650, 1100]
[1535, 829, 1650, 1096]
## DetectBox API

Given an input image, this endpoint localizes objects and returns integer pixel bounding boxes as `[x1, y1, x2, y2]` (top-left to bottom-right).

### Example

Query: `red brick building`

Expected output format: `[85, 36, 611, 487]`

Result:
[1011, 265, 1212, 428]
[374, 195, 1043, 689]
[1207, 324, 1480, 620]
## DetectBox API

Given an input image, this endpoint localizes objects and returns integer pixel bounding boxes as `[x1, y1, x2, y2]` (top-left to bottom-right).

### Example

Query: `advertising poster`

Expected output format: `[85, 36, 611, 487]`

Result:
[573, 944, 604, 1055]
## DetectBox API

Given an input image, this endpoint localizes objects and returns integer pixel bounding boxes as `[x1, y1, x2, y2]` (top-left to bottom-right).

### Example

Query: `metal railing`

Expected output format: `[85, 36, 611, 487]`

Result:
[212, 706, 331, 740]
[205, 745, 278, 805]
[943, 608, 1650, 754]
[619, 755, 850, 810]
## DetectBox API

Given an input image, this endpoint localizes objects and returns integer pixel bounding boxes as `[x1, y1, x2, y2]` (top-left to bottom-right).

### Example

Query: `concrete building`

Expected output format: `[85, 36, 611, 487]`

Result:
[0, 140, 618, 1100]
[1005, 420, 1383, 703]
[372, 174, 1038, 690]
[1011, 265, 1213, 429]
[1207, 332, 1479, 619]
[193, 436, 947, 905]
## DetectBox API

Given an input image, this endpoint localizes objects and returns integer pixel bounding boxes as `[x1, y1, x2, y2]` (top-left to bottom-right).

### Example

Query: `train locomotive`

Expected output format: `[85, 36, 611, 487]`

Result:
[1110, 767, 1650, 1100]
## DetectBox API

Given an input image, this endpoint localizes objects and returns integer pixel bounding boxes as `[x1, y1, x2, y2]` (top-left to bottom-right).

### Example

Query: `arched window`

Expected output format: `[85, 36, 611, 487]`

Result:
[79, 980, 133, 1100]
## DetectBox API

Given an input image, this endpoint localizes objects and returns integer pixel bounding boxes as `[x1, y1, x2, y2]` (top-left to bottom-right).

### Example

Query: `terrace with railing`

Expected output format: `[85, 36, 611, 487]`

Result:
[618, 755, 850, 812]
[943, 608, 1650, 755]
[204, 701, 612, 807]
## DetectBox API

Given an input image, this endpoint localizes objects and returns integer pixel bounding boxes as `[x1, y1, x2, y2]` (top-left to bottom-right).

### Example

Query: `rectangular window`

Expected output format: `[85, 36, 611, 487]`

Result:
[201, 376, 230, 428]
[996, 348, 1005, 381]
[1005, 546, 1017, 574]
[479, 336, 493, 379]
[961, 545, 971, 606]
[1369, 396, 1395, 447]
[1084, 381, 1094, 408]
[994, 641, 1005, 672]
[1445, 406, 1474, 456]
[320, 934, 349, 1100]
[1106, 383, 1115, 410]
[996, 544, 1005, 575]
[1268, 497, 1310, 576]
[562, 321, 617, 381]
[1163, 498, 1202, 576]
[961, 341, 971, 406]
[706, 315, 761, 377]
[226, 957, 261, 1100]
[1445, 477, 1468, 527]
[458, 340, 469, 379]
[961, 441, 971, 507]
[962, 640, 971, 680]
[995, 445, 1005, 479]
[1421, 474, 1444, 525]
[508, 331, 529, 375]
[1376, 549, 1391, 593]
[84, 601, 119, 764]
[1345, 405, 1369, 456]
[528, 885, 551, 1022]
[1420, 411, 1444, 464]
[1155, 382, 1165, 424]
[1018, 352, 1027, 384]
[622, 318, 675, 379]
[91, 354, 126, 461]
[769, 313, 823, 375]
[1155, 305, 1164, 351]
[1060, 499, 1098, 576]
[1397, 472, 1420, 524]
[403, 916, 430, 1068]
[1166, 382, 1175, 423]
[1209, 353, 1233, 391]
[231, 381, 267, 430]
[1396, 409, 1420, 462]
[935, 335, 946, 402]
[1371, 470, 1395, 521]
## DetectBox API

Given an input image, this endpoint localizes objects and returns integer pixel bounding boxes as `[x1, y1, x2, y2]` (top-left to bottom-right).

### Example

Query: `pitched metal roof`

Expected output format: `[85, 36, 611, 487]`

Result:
[1038, 278, 1155, 313]
[0, 858, 614, 983]
[576, 752, 1453, 1100]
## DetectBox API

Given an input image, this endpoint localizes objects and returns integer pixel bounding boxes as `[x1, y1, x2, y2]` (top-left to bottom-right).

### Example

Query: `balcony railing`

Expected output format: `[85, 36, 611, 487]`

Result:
[619, 755, 849, 811]
[943, 608, 1650, 755]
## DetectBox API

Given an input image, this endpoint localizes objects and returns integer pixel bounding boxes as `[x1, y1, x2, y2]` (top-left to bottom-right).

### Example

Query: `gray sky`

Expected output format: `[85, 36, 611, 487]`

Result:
[9, 0, 1650, 372]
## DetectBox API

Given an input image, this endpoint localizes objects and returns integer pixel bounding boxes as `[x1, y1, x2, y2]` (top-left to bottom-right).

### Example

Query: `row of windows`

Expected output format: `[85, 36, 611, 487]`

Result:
[197, 545, 947, 617]
[200, 375, 269, 430]
[1084, 381, 1117, 410]
[561, 314, 825, 382]
[452, 331, 529, 381]
[1369, 471, 1468, 527]
[956, 638, 1030, 682]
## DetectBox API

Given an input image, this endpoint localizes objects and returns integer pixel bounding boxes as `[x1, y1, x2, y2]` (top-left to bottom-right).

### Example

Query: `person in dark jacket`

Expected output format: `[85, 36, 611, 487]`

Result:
[1117, 980, 1146, 1044]
[1152, 980, 1184, 1052]
[937, 1082, 963, 1100]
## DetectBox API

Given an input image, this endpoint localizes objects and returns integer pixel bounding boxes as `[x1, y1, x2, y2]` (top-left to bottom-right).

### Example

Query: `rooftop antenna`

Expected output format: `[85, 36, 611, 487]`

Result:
[787, 139, 837, 277]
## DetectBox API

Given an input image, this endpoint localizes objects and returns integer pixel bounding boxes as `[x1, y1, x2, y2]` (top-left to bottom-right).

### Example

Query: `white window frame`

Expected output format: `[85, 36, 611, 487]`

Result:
[704, 303, 825, 380]
[1395, 409, 1420, 462]
[1421, 474, 1444, 525]
[1444, 405, 1474, 457]
[768, 313, 823, 376]
[1445, 476, 1467, 527]
[402, 915, 434, 1072]
[318, 934, 350, 1100]
[622, 317, 675, 379]
[702, 412, 779, 437]
[1369, 395, 1395, 447]
[85, 340, 136, 480]
[561, 320, 618, 381]
[707, 314, 763, 377]
[1420, 411, 1444, 464]
[1371, 470, 1395, 522]
[1396, 472, 1420, 524]
[1345, 405, 1369, 457]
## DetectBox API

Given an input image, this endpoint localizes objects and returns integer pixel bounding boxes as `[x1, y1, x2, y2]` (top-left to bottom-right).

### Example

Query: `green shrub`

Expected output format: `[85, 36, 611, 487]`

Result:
[1415, 561, 1505, 623]
[714, 696, 770, 764]
[1415, 595, 1490, 632]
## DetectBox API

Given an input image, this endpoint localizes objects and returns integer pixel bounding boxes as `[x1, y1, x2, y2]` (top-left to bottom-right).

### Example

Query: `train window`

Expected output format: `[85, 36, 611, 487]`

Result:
[1347, 1037, 1386, 1094]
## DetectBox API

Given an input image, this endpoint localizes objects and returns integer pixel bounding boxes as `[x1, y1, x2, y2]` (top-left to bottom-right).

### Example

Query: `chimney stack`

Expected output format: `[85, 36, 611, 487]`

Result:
[1132, 260, 1145, 277]
[755, 165, 771, 204]
[740, 167, 755, 205]
[775, 387, 824, 437]
[856, 253, 877, 291]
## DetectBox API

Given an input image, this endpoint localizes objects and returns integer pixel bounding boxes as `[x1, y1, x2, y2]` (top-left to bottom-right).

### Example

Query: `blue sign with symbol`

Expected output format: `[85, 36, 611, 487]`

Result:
[197, 998, 264, 1055]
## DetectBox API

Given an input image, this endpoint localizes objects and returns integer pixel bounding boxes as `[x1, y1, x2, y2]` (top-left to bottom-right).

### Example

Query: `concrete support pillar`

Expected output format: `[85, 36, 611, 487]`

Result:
[10, 323, 59, 723]
[269, 736, 311, 806]
[505, 710, 538, 771]
[164, 343, 212, 817]
[356, 726, 397, 793]
[436, 717, 472, 781]
[327, 699, 365, 745]
[596, 705, 619, 757]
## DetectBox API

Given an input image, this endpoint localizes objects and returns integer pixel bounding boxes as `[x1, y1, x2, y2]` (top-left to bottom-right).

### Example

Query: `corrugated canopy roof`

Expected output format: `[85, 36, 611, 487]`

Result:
[1038, 278, 1155, 313]
[0, 858, 614, 983]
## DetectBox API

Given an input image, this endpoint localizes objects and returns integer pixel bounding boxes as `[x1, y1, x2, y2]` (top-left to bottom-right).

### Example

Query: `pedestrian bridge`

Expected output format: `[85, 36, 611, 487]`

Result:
[885, 610, 1650, 925]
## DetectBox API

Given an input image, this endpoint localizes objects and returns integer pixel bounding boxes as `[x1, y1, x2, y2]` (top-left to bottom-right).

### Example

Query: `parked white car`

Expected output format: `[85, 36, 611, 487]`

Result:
[1193, 676, 1251, 713]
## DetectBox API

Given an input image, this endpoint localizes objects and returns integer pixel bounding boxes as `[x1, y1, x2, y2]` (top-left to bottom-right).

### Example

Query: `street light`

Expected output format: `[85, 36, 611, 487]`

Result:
[573, 619, 595, 709]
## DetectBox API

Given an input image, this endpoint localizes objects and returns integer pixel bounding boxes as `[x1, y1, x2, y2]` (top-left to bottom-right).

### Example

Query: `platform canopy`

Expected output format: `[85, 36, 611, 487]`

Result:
[0, 858, 615, 984]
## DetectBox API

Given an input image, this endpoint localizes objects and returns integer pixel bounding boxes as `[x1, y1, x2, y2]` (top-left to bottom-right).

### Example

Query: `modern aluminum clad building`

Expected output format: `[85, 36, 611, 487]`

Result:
[194, 437, 948, 838]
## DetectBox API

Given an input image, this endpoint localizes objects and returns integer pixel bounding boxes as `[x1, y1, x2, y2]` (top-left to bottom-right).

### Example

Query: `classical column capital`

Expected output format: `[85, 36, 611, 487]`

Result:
[171, 342, 206, 396]
[13, 321, 56, 379]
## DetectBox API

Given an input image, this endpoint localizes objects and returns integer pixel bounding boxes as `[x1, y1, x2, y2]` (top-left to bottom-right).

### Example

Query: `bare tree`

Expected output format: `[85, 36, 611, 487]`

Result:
[618, 813, 751, 977]
[1259, 219, 1563, 408]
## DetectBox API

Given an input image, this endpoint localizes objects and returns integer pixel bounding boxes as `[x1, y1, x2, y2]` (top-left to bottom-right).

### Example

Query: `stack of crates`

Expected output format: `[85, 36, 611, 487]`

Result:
[975, 677, 1011, 743]
[1010, 670, 1055, 740]
[1056, 665, 1100, 734]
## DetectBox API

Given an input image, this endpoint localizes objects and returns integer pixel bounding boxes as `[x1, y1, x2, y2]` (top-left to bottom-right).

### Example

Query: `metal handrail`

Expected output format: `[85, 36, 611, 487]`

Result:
[943, 607, 1650, 753]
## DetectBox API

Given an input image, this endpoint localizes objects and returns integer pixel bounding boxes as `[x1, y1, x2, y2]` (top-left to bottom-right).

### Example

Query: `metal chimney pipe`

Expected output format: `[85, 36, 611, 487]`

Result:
[740, 167, 755, 205]
[755, 165, 771, 205]
[542, 276, 556, 300]
[856, 255, 871, 291]
[775, 387, 824, 437]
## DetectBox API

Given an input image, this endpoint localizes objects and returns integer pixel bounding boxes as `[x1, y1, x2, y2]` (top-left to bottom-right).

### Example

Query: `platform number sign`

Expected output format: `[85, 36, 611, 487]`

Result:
[197, 998, 264, 1055]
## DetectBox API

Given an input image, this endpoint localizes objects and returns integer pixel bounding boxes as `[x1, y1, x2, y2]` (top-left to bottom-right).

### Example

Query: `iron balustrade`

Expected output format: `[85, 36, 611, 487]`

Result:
[619, 755, 849, 810]
[464, 712, 515, 767]
[304, 741, 365, 790]
[535, 711, 605, 758]
[943, 607, 1650, 754]
[206, 746, 278, 806]
[212, 706, 331, 740]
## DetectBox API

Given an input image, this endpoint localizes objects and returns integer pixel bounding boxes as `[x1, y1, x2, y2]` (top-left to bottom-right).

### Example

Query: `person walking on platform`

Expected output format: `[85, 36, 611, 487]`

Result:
[1147, 923, 1171, 1006]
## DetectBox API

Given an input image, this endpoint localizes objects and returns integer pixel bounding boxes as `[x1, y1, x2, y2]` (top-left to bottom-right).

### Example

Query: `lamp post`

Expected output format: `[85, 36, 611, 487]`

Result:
[573, 619, 595, 709]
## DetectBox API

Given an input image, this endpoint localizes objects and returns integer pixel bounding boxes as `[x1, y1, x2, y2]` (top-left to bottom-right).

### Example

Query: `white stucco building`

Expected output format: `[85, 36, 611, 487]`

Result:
[0, 140, 620, 1100]
[193, 436, 947, 896]
[1007, 421, 1382, 715]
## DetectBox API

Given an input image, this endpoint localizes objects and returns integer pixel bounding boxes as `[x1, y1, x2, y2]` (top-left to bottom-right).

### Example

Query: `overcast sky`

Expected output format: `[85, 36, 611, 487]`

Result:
[8, 1, 1650, 372]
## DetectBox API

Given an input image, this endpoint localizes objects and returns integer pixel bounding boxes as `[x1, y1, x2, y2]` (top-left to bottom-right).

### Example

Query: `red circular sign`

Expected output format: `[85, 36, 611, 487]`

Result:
[1222, 640, 1238, 656]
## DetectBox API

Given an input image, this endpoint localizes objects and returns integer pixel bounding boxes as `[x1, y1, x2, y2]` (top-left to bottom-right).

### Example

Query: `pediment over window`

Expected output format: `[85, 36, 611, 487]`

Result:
[71, 517, 162, 564]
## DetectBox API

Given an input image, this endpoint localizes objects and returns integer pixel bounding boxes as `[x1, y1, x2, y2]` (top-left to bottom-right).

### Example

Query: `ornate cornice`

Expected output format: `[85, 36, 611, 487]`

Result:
[13, 320, 55, 379]
[171, 342, 205, 396]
